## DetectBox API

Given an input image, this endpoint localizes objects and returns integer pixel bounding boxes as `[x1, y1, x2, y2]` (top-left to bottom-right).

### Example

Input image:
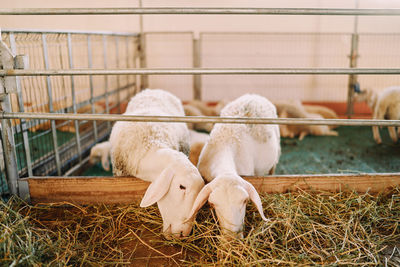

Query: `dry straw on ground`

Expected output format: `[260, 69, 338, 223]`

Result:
[1, 188, 400, 266]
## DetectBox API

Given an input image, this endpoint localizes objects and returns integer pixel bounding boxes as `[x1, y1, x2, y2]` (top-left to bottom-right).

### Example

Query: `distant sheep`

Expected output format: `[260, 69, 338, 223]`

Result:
[303, 104, 339, 130]
[354, 86, 400, 144]
[186, 94, 280, 238]
[183, 100, 227, 133]
[110, 89, 205, 239]
[275, 101, 338, 140]
[188, 130, 209, 166]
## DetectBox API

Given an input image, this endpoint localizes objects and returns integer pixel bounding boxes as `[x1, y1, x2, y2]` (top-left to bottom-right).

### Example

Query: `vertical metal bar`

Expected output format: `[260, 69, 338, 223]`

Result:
[42, 33, 62, 175]
[67, 33, 82, 163]
[115, 36, 122, 113]
[125, 36, 133, 97]
[9, 33, 33, 177]
[133, 38, 139, 95]
[1, 117, 18, 195]
[1, 33, 19, 194]
[102, 35, 111, 131]
[138, 0, 147, 91]
[193, 37, 202, 100]
[139, 33, 148, 90]
[346, 0, 360, 118]
[87, 35, 98, 141]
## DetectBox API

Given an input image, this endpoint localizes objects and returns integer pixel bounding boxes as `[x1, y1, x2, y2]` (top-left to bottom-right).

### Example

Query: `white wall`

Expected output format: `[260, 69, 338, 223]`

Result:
[2, 0, 400, 102]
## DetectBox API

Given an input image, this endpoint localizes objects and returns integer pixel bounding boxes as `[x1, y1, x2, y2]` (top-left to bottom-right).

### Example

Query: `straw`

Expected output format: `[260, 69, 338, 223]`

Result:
[1, 188, 400, 266]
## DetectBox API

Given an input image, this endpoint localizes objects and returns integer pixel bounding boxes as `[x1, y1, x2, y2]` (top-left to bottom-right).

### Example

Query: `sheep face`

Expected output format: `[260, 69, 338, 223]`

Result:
[208, 181, 249, 238]
[186, 175, 268, 238]
[140, 167, 205, 239]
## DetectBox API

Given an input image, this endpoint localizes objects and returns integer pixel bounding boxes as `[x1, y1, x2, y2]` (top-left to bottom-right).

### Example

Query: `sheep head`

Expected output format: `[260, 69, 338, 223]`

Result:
[140, 165, 205, 239]
[186, 175, 268, 238]
[353, 88, 377, 109]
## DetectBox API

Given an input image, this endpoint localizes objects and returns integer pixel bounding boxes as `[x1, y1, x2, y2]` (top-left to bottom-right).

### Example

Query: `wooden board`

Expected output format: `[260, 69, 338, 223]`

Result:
[24, 173, 400, 204]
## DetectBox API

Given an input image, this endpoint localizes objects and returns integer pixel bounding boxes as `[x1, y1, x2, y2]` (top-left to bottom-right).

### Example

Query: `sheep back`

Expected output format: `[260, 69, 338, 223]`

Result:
[213, 94, 279, 144]
[110, 89, 189, 176]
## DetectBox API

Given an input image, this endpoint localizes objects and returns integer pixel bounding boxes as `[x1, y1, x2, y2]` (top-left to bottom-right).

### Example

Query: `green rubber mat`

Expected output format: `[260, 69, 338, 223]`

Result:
[82, 126, 400, 176]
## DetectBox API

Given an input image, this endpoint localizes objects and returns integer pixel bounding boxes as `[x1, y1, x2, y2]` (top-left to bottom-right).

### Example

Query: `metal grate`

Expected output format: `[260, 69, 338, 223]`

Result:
[1, 30, 139, 182]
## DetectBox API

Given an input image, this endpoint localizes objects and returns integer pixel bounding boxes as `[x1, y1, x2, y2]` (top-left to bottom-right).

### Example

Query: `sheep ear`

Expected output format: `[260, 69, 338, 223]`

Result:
[140, 168, 174, 207]
[243, 180, 268, 221]
[184, 182, 213, 223]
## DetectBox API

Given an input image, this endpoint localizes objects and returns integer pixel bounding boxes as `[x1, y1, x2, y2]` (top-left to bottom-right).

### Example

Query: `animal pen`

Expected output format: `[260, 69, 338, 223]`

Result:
[1, 6, 400, 266]
[1, 8, 400, 203]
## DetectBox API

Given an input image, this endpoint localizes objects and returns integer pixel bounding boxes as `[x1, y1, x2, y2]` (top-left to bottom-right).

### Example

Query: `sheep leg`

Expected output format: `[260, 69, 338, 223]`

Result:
[388, 127, 398, 143]
[397, 127, 400, 138]
[279, 125, 290, 138]
[268, 165, 276, 175]
[372, 126, 382, 144]
[325, 130, 339, 136]
[298, 131, 308, 141]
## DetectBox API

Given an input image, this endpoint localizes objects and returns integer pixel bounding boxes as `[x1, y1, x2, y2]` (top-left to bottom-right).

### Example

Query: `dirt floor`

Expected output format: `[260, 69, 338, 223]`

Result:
[83, 126, 400, 176]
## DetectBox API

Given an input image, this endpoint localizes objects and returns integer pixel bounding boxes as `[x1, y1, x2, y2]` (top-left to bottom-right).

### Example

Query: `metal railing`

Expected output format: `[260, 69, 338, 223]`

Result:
[1, 8, 400, 16]
[1, 6, 400, 198]
[2, 67, 400, 76]
[2, 112, 400, 127]
[0, 29, 140, 193]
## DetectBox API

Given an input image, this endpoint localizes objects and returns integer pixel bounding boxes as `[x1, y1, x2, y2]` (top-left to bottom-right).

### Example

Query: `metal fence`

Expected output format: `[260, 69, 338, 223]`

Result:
[1, 7, 400, 198]
[0, 29, 139, 196]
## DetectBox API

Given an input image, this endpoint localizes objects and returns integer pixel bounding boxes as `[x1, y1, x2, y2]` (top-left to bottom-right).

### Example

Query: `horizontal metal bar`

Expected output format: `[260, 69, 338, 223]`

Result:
[3, 112, 400, 127]
[3, 68, 400, 76]
[1, 8, 400, 16]
[1, 28, 139, 37]
[63, 156, 90, 177]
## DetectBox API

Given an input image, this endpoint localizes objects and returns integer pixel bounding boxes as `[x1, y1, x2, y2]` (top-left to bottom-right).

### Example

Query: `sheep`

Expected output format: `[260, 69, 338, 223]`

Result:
[354, 86, 400, 144]
[274, 101, 338, 140]
[183, 100, 227, 133]
[303, 104, 339, 129]
[89, 141, 112, 171]
[183, 104, 214, 133]
[109, 89, 205, 239]
[185, 94, 281, 238]
[188, 130, 210, 166]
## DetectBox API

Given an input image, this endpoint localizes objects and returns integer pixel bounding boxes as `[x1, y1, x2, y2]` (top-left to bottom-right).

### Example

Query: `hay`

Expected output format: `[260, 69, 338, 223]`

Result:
[1, 188, 400, 266]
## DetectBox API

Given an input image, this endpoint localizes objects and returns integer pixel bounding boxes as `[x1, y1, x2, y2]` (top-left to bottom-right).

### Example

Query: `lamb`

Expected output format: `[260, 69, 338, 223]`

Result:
[183, 100, 227, 133]
[110, 89, 205, 239]
[188, 130, 210, 166]
[274, 101, 338, 140]
[354, 86, 400, 144]
[303, 104, 339, 129]
[183, 104, 214, 133]
[89, 141, 112, 171]
[185, 94, 281, 238]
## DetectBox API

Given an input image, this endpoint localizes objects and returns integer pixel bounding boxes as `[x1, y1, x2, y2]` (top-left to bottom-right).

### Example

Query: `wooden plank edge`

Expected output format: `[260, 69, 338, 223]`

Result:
[23, 173, 400, 204]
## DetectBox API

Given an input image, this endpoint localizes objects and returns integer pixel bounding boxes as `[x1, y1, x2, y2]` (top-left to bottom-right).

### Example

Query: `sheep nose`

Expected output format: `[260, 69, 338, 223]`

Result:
[180, 231, 184, 238]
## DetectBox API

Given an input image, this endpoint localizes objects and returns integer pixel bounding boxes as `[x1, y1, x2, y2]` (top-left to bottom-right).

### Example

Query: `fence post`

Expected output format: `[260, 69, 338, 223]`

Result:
[346, 0, 359, 118]
[0, 35, 21, 196]
[193, 37, 202, 100]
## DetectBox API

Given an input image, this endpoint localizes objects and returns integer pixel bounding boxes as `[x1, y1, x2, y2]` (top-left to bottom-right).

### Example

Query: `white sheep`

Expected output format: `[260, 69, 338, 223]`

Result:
[185, 94, 281, 238]
[89, 141, 112, 171]
[109, 89, 205, 239]
[188, 130, 210, 166]
[354, 86, 400, 144]
[274, 101, 338, 140]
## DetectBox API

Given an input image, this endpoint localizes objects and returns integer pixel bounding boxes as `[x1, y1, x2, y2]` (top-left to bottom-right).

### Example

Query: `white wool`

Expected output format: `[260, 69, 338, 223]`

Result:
[109, 89, 204, 239]
[201, 93, 281, 180]
[355, 86, 400, 144]
[188, 94, 280, 237]
[110, 89, 189, 177]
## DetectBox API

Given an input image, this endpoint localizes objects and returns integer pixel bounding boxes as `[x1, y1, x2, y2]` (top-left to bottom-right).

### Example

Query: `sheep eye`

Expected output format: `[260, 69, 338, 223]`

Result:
[179, 185, 186, 190]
